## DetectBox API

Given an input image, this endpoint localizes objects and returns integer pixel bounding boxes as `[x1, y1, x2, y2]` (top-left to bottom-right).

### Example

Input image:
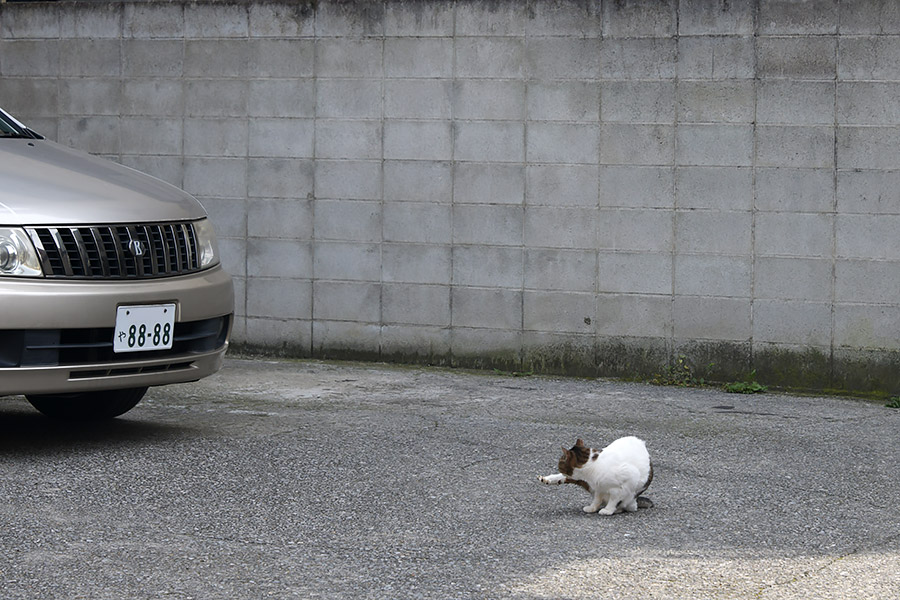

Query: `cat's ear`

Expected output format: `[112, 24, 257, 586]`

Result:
[561, 446, 569, 456]
[575, 438, 585, 447]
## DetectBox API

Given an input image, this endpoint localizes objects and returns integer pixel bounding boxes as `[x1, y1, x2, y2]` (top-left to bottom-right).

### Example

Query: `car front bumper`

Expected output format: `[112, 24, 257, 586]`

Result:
[0, 265, 233, 396]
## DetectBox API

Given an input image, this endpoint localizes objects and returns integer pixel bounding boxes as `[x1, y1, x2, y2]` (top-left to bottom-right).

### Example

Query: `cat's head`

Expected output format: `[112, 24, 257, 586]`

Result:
[557, 438, 592, 476]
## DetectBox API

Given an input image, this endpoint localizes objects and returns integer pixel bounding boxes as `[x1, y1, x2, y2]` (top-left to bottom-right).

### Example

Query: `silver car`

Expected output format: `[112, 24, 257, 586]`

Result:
[0, 107, 233, 419]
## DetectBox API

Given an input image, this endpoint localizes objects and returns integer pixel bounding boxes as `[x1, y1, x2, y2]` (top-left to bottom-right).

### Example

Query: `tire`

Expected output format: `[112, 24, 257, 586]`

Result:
[26, 387, 149, 421]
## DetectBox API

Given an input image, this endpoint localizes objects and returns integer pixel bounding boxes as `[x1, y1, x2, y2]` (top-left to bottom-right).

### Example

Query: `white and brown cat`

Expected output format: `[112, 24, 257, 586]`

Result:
[539, 436, 654, 515]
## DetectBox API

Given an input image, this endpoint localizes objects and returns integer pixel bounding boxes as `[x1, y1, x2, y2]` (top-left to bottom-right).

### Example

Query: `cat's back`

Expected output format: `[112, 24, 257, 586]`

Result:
[603, 436, 650, 466]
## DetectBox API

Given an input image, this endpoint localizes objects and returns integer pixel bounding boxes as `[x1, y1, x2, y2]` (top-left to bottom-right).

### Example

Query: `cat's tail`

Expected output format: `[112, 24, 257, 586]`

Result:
[636, 496, 654, 509]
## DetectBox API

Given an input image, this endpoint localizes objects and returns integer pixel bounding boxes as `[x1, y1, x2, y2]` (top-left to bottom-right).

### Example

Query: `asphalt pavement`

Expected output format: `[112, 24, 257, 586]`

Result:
[1, 357, 898, 599]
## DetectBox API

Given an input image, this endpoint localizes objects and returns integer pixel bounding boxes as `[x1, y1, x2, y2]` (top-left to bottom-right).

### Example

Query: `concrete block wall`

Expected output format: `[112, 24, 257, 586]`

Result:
[2, 0, 900, 393]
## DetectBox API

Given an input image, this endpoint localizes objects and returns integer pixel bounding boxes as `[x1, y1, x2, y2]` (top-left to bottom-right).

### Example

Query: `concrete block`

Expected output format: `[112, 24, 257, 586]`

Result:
[249, 118, 315, 159]
[598, 252, 672, 295]
[453, 80, 525, 121]
[384, 121, 451, 161]
[526, 1, 601, 37]
[676, 167, 753, 210]
[313, 199, 381, 243]
[123, 40, 183, 77]
[1, 40, 59, 77]
[248, 198, 313, 240]
[59, 79, 121, 116]
[527, 82, 600, 122]
[602, 81, 675, 124]
[0, 78, 58, 118]
[753, 300, 832, 346]
[676, 124, 753, 167]
[248, 80, 315, 118]
[451, 287, 522, 330]
[601, 0, 676, 37]
[453, 204, 523, 246]
[455, 38, 525, 79]
[837, 82, 900, 126]
[834, 304, 900, 350]
[839, 0, 900, 34]
[183, 118, 247, 157]
[756, 168, 834, 213]
[838, 126, 900, 170]
[202, 196, 246, 239]
[451, 328, 521, 364]
[316, 120, 381, 160]
[383, 202, 451, 244]
[249, 40, 315, 78]
[119, 155, 183, 188]
[755, 213, 833, 258]
[315, 1, 383, 37]
[383, 244, 451, 285]
[528, 122, 599, 165]
[524, 291, 596, 334]
[313, 241, 381, 281]
[525, 249, 597, 292]
[316, 79, 382, 120]
[385, 1, 454, 36]
[122, 80, 183, 116]
[313, 282, 381, 323]
[121, 117, 183, 156]
[385, 38, 453, 78]
[755, 257, 832, 301]
[836, 259, 900, 304]
[677, 80, 755, 123]
[1, 3, 59, 38]
[674, 296, 751, 341]
[217, 238, 246, 278]
[675, 254, 751, 297]
[757, 126, 834, 169]
[526, 38, 601, 80]
[315, 160, 382, 201]
[184, 40, 248, 78]
[596, 294, 671, 338]
[248, 158, 314, 199]
[677, 37, 755, 80]
[454, 121, 524, 163]
[385, 80, 451, 119]
[600, 38, 677, 80]
[247, 238, 311, 279]
[454, 163, 524, 205]
[245, 317, 310, 349]
[185, 157, 247, 199]
[382, 284, 450, 327]
[59, 40, 120, 77]
[527, 165, 599, 207]
[247, 278, 311, 320]
[676, 210, 751, 255]
[317, 39, 383, 78]
[759, 0, 838, 34]
[453, 246, 523, 289]
[600, 124, 674, 166]
[383, 160, 452, 203]
[248, 3, 315, 38]
[313, 321, 381, 355]
[184, 3, 248, 38]
[678, 0, 755, 35]
[455, 2, 525, 36]
[839, 36, 900, 80]
[757, 37, 836, 79]
[837, 214, 900, 260]
[599, 166, 674, 209]
[758, 81, 835, 125]
[59, 117, 119, 155]
[525, 207, 596, 249]
[599, 209, 674, 253]
[124, 3, 184, 38]
[837, 170, 900, 215]
[381, 326, 451, 361]
[185, 80, 248, 118]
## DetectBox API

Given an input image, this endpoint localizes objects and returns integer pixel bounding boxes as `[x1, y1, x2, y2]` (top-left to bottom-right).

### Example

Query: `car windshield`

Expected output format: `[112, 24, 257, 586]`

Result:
[0, 109, 31, 138]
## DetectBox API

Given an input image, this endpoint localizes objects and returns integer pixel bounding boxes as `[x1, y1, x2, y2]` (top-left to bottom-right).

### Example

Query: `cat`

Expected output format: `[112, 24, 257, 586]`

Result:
[539, 436, 654, 515]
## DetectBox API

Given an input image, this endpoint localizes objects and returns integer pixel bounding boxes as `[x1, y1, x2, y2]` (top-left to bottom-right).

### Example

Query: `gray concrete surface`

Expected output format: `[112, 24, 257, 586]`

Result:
[1, 357, 898, 599]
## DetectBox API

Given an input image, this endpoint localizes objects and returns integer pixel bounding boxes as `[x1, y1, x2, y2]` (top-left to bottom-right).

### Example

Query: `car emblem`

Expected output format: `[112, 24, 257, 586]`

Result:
[128, 239, 145, 257]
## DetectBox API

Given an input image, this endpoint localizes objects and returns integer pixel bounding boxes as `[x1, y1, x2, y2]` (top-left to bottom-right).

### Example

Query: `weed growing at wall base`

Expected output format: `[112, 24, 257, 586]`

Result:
[724, 371, 769, 394]
[651, 356, 710, 388]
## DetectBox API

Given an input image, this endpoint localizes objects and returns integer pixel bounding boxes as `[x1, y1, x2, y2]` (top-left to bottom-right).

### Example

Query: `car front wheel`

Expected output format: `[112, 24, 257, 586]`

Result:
[26, 387, 149, 420]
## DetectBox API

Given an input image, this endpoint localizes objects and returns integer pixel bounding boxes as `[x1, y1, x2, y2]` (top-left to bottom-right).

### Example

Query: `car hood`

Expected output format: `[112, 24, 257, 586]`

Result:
[0, 139, 206, 226]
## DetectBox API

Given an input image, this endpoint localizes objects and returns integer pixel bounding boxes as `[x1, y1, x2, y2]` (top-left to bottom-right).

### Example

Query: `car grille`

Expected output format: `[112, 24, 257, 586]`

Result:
[26, 223, 200, 279]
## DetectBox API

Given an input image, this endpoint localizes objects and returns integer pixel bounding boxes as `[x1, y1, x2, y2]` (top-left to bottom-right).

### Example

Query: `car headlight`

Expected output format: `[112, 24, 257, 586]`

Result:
[0, 227, 42, 277]
[193, 218, 221, 269]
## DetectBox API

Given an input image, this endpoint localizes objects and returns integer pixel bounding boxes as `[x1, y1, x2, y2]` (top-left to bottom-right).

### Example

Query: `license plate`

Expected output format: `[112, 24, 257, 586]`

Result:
[114, 304, 176, 353]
